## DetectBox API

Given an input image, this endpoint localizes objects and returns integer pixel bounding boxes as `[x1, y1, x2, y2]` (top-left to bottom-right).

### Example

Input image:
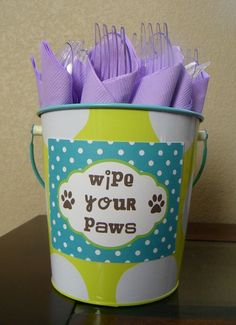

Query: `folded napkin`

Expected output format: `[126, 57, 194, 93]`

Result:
[192, 71, 209, 113]
[81, 34, 140, 103]
[132, 46, 184, 106]
[32, 41, 73, 107]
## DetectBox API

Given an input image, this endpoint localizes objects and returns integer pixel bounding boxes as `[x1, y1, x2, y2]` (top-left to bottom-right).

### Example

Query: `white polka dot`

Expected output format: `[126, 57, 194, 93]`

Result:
[129, 160, 134, 165]
[125, 260, 130, 263]
[149, 142, 155, 146]
[169, 226, 173, 231]
[166, 160, 171, 166]
[162, 218, 167, 224]
[62, 166, 67, 172]
[174, 150, 178, 156]
[52, 183, 55, 189]
[161, 255, 165, 258]
[148, 160, 154, 166]
[158, 150, 163, 156]
[139, 150, 145, 156]
[144, 258, 149, 262]
[165, 180, 169, 186]
[157, 170, 162, 176]
[52, 201, 55, 207]
[177, 197, 180, 202]
[175, 215, 178, 221]
[173, 169, 177, 175]
[57, 230, 61, 236]
[87, 159, 93, 165]
[86, 258, 91, 261]
[69, 235, 74, 241]
[56, 139, 59, 142]
[58, 249, 61, 252]
[70, 253, 74, 257]
[53, 237, 56, 243]
[95, 249, 101, 255]
[161, 237, 166, 242]
[115, 251, 121, 256]
[105, 260, 110, 263]
[180, 159, 183, 165]
[178, 178, 182, 184]
[174, 233, 177, 238]
[56, 175, 60, 181]
[170, 208, 174, 213]
[154, 229, 159, 235]
[153, 248, 158, 253]
[69, 157, 75, 163]
[135, 250, 141, 256]
[52, 219, 56, 225]
[78, 147, 83, 154]
[118, 149, 124, 156]
[167, 142, 171, 146]
[97, 148, 103, 155]
[63, 242, 67, 248]
[108, 141, 113, 145]
[167, 244, 172, 249]
[57, 212, 60, 218]
[129, 142, 135, 145]
[87, 140, 93, 144]
[77, 247, 82, 253]
[145, 240, 150, 246]
[51, 145, 54, 151]
[62, 146, 67, 153]
[51, 164, 55, 170]
[56, 156, 60, 162]
[171, 189, 176, 194]
[85, 240, 90, 245]
[63, 224, 67, 230]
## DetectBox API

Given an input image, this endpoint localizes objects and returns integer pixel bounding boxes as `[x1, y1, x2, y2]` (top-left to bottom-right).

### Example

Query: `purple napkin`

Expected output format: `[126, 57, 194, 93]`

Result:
[170, 65, 192, 109]
[31, 41, 73, 108]
[132, 46, 184, 106]
[72, 58, 86, 103]
[192, 71, 209, 113]
[81, 34, 140, 103]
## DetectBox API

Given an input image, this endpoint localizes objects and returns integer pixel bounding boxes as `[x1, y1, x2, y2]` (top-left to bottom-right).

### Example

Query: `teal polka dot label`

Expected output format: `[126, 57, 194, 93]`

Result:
[48, 139, 184, 263]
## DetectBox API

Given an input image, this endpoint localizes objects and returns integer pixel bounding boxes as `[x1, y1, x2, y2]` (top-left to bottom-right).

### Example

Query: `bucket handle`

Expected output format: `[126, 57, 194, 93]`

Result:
[30, 125, 45, 188]
[30, 125, 208, 189]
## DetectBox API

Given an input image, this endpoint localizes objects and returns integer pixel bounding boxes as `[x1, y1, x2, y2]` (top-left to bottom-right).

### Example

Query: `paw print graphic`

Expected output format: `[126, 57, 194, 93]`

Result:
[61, 190, 75, 210]
[148, 194, 165, 214]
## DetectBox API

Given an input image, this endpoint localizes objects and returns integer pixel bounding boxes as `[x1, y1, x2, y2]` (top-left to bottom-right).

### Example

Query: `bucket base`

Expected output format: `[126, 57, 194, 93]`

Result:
[51, 278, 179, 307]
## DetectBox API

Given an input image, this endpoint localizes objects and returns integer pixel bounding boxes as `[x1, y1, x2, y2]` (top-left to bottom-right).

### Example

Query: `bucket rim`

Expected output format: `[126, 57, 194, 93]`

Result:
[37, 103, 204, 121]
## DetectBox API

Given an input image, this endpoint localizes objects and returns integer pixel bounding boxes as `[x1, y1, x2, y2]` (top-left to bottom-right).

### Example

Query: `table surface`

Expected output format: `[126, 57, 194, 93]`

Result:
[0, 216, 235, 325]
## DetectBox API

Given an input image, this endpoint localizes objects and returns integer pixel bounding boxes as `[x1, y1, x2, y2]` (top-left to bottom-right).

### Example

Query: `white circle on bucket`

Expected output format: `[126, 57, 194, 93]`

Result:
[56, 156, 60, 162]
[78, 147, 83, 154]
[148, 160, 154, 166]
[153, 248, 158, 253]
[158, 150, 163, 156]
[97, 148, 103, 155]
[62, 166, 67, 173]
[166, 160, 171, 166]
[115, 251, 121, 256]
[62, 146, 67, 153]
[139, 150, 145, 156]
[135, 250, 141, 256]
[69, 157, 75, 163]
[95, 249, 101, 256]
[87, 159, 93, 165]
[157, 170, 162, 176]
[118, 149, 125, 156]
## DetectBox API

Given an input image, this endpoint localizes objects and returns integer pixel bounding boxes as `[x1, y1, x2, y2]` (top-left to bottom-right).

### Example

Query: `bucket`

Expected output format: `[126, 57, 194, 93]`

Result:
[30, 103, 208, 306]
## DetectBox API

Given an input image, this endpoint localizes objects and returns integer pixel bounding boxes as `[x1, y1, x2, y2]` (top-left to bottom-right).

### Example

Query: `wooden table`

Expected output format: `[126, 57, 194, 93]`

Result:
[0, 216, 235, 324]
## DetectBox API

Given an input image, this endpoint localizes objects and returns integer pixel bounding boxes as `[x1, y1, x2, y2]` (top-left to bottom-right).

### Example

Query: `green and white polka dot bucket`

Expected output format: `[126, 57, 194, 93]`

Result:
[30, 103, 208, 306]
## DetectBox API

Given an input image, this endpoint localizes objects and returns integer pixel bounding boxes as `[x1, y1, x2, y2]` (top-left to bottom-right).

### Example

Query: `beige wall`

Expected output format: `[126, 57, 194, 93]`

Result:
[0, 0, 236, 236]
